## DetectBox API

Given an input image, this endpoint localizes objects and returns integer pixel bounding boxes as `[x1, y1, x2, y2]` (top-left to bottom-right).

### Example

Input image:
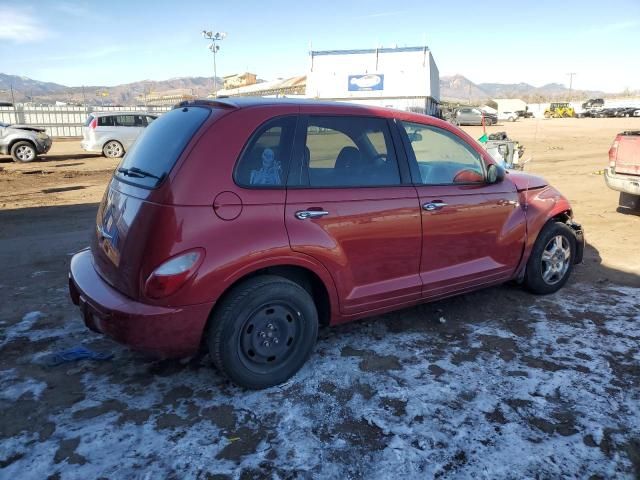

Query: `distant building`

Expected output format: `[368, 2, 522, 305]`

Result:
[136, 89, 196, 106]
[306, 46, 440, 115]
[215, 75, 306, 97]
[493, 98, 527, 115]
[223, 72, 258, 90]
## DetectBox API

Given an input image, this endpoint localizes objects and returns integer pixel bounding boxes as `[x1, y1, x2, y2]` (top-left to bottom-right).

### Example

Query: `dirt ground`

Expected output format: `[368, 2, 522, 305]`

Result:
[0, 118, 639, 479]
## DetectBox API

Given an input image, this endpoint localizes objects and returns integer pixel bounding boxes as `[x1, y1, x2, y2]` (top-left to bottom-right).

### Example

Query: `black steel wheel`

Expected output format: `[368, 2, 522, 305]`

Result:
[207, 275, 318, 389]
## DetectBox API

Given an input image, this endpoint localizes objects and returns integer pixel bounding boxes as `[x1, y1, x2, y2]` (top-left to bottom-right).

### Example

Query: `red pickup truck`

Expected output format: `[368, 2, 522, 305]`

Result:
[606, 131, 640, 210]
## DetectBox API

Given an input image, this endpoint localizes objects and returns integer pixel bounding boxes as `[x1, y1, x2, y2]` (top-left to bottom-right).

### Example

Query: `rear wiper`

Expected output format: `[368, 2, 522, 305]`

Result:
[117, 167, 163, 181]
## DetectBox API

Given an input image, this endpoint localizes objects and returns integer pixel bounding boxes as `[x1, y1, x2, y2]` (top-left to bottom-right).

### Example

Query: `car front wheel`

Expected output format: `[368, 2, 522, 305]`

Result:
[207, 275, 318, 389]
[11, 141, 38, 162]
[524, 221, 576, 294]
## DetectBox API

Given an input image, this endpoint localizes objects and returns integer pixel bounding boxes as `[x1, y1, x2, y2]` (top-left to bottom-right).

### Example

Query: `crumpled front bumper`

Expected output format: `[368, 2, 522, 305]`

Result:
[567, 220, 584, 264]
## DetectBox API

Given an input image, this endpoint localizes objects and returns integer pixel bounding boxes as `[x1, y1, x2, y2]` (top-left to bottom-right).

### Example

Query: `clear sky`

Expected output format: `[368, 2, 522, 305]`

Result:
[1, 0, 639, 92]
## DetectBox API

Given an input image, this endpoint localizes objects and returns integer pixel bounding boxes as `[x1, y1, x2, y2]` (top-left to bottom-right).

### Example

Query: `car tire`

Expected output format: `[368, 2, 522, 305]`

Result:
[509, 116, 516, 122]
[10, 141, 38, 162]
[207, 275, 318, 389]
[103, 140, 124, 158]
[524, 221, 576, 295]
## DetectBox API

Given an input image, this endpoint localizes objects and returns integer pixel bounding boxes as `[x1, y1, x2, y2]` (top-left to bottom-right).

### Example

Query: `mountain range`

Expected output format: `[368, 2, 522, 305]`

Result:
[0, 72, 612, 105]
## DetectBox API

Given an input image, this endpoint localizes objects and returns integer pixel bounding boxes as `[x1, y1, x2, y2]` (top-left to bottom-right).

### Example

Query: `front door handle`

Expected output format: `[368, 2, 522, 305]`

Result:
[295, 210, 329, 220]
[422, 202, 448, 211]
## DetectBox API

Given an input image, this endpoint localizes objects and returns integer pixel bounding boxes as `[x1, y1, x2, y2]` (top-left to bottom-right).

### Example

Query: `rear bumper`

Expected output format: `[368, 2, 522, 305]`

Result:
[68, 249, 214, 358]
[605, 168, 640, 196]
[80, 140, 102, 153]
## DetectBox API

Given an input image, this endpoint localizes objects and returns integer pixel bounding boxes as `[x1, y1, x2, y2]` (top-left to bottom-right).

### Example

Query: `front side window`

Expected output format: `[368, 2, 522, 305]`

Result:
[304, 116, 401, 187]
[234, 116, 297, 187]
[401, 121, 485, 185]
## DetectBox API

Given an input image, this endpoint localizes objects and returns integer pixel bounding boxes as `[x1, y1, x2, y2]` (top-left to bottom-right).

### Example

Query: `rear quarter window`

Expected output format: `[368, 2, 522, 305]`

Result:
[115, 106, 210, 188]
[98, 116, 115, 127]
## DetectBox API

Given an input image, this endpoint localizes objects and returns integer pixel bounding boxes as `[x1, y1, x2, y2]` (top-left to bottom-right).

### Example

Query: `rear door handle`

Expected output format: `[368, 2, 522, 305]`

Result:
[422, 202, 448, 211]
[295, 210, 329, 220]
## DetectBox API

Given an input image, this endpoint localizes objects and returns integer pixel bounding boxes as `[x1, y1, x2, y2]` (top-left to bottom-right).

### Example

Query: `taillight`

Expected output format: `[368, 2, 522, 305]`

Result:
[144, 249, 204, 299]
[609, 138, 619, 168]
[89, 118, 97, 129]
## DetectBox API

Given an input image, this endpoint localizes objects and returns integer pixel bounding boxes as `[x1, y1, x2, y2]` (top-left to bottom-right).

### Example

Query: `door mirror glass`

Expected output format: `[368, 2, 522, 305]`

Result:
[408, 131, 423, 143]
[486, 163, 505, 184]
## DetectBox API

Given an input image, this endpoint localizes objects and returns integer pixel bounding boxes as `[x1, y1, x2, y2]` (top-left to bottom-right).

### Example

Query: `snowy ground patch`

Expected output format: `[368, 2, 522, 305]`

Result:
[0, 282, 638, 479]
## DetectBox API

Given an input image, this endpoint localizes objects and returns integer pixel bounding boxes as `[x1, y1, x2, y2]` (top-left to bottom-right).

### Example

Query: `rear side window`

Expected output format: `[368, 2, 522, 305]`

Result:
[234, 116, 297, 187]
[303, 116, 401, 187]
[115, 106, 210, 188]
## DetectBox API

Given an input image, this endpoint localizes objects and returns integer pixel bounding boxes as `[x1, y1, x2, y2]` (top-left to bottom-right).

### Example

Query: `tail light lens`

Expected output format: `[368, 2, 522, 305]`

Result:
[89, 118, 97, 129]
[144, 249, 204, 299]
[609, 138, 619, 168]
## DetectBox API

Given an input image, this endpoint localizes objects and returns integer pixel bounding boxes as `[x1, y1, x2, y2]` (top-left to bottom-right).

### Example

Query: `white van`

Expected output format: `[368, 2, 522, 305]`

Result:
[81, 112, 157, 158]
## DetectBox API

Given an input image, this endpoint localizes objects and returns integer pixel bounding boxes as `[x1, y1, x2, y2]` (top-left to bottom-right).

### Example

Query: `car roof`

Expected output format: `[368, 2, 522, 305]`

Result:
[175, 96, 444, 125]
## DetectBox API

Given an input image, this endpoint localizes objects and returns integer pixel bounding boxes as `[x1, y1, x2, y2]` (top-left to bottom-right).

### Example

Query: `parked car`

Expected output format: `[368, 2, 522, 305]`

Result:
[582, 98, 604, 109]
[605, 131, 640, 211]
[81, 112, 157, 158]
[452, 107, 497, 126]
[595, 108, 619, 118]
[0, 122, 52, 162]
[498, 111, 518, 122]
[516, 109, 534, 119]
[68, 98, 584, 389]
[615, 107, 640, 118]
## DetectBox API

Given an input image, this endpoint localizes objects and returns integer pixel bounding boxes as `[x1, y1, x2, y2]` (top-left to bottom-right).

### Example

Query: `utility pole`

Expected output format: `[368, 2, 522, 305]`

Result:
[202, 30, 227, 98]
[567, 72, 576, 100]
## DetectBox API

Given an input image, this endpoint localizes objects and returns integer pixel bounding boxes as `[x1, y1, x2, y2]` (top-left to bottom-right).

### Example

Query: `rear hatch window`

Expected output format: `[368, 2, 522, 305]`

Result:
[115, 106, 210, 188]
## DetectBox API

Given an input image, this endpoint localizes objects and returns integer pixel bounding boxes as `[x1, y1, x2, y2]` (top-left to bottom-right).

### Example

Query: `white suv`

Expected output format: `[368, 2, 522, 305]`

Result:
[81, 112, 157, 158]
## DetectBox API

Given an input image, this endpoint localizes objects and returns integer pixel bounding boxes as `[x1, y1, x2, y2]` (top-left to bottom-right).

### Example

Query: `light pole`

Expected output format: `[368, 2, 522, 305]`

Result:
[202, 30, 227, 98]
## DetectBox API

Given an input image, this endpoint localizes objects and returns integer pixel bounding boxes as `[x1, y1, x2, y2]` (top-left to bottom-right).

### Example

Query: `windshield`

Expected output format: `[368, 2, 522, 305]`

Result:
[115, 106, 210, 188]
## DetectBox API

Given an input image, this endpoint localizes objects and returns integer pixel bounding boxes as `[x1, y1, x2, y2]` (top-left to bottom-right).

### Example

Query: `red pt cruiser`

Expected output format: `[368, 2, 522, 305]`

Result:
[69, 98, 584, 389]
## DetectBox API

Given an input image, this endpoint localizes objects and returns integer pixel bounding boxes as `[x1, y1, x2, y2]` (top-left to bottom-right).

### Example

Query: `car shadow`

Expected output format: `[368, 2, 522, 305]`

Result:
[0, 153, 103, 164]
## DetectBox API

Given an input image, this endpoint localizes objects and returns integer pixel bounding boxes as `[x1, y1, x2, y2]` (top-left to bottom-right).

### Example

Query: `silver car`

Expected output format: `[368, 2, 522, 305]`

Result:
[81, 112, 157, 158]
[0, 122, 52, 162]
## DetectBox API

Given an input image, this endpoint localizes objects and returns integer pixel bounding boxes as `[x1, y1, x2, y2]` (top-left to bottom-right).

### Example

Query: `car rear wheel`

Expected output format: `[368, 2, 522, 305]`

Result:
[11, 141, 37, 162]
[524, 221, 576, 294]
[207, 275, 318, 389]
[103, 140, 124, 158]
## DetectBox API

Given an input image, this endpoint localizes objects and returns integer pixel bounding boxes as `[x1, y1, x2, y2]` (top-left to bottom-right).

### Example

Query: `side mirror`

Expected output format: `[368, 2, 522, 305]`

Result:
[408, 131, 423, 142]
[487, 163, 506, 183]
